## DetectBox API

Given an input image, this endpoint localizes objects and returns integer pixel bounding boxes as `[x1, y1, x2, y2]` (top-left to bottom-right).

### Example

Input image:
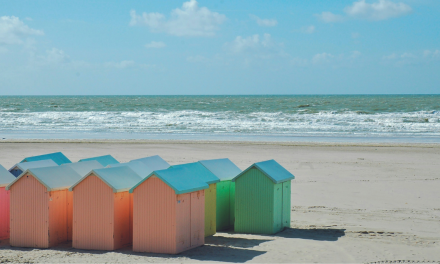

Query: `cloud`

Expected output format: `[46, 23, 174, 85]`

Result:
[382, 50, 440, 66]
[315, 12, 344, 23]
[312, 52, 335, 64]
[0, 16, 44, 45]
[350, 50, 362, 59]
[249, 15, 278, 27]
[344, 0, 412, 21]
[105, 60, 136, 69]
[130, 0, 226, 37]
[44, 48, 71, 64]
[226, 33, 273, 53]
[423, 49, 440, 59]
[145, 41, 166, 48]
[301, 25, 315, 34]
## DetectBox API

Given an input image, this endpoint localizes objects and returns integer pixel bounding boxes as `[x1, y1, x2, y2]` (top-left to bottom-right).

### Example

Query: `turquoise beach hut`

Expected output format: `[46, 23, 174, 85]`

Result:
[79, 155, 119, 167]
[9, 159, 58, 177]
[107, 161, 154, 178]
[131, 155, 170, 171]
[232, 159, 294, 235]
[20, 152, 71, 165]
[199, 158, 242, 231]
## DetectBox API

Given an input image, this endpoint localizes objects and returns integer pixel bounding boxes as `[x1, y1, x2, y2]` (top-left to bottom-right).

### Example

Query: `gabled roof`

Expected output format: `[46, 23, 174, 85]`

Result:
[0, 164, 15, 187]
[79, 155, 119, 167]
[10, 159, 58, 172]
[69, 166, 142, 193]
[130, 167, 209, 195]
[172, 162, 219, 185]
[61, 160, 104, 177]
[131, 155, 170, 171]
[107, 161, 154, 178]
[199, 158, 242, 181]
[20, 152, 71, 165]
[232, 159, 295, 184]
[6, 166, 82, 191]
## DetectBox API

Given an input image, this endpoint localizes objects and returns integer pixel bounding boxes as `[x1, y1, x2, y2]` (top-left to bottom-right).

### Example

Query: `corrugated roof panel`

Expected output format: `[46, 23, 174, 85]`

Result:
[11, 159, 58, 172]
[199, 158, 242, 181]
[79, 155, 119, 167]
[232, 159, 295, 184]
[130, 167, 208, 195]
[21, 152, 71, 165]
[131, 155, 170, 171]
[0, 164, 15, 187]
[172, 162, 219, 185]
[107, 161, 154, 178]
[61, 160, 104, 177]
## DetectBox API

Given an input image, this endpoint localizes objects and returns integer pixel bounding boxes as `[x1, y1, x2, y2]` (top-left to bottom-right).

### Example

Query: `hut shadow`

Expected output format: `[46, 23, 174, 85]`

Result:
[205, 235, 271, 248]
[275, 227, 346, 241]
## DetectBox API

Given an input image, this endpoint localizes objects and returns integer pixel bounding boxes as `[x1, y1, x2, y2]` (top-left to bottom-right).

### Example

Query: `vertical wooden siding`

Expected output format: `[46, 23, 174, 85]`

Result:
[204, 183, 216, 237]
[234, 169, 274, 234]
[175, 192, 191, 254]
[0, 187, 10, 240]
[282, 181, 291, 229]
[72, 175, 114, 250]
[133, 177, 177, 254]
[216, 181, 230, 231]
[67, 191, 73, 241]
[229, 181, 235, 228]
[190, 190, 205, 248]
[10, 174, 49, 248]
[48, 189, 68, 247]
[113, 191, 131, 249]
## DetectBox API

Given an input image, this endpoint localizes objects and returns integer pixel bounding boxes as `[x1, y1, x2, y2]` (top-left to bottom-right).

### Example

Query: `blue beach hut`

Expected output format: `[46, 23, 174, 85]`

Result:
[20, 152, 71, 165]
[199, 158, 242, 231]
[79, 155, 119, 167]
[9, 159, 58, 177]
[131, 155, 170, 171]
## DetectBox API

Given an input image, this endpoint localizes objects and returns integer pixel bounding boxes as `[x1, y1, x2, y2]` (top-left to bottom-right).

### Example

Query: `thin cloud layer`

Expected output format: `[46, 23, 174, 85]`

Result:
[130, 0, 226, 37]
[0, 16, 43, 45]
[249, 15, 278, 27]
[145, 41, 166, 49]
[226, 33, 273, 53]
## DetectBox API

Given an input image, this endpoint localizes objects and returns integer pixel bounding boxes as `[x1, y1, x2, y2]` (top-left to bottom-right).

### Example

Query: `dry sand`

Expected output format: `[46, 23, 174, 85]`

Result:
[0, 140, 439, 263]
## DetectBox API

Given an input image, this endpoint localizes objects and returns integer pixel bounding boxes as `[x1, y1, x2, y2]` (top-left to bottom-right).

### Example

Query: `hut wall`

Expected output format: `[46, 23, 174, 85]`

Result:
[204, 183, 216, 237]
[113, 191, 131, 249]
[9, 174, 50, 248]
[48, 189, 68, 247]
[0, 187, 10, 240]
[234, 168, 274, 234]
[215, 181, 230, 231]
[190, 190, 205, 248]
[72, 175, 114, 250]
[229, 181, 235, 227]
[133, 177, 177, 254]
[67, 191, 73, 241]
[175, 192, 191, 254]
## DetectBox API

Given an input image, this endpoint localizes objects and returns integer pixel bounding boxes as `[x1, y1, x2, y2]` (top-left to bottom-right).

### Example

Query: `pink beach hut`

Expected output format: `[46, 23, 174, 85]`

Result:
[69, 166, 142, 251]
[129, 167, 209, 254]
[0, 165, 15, 240]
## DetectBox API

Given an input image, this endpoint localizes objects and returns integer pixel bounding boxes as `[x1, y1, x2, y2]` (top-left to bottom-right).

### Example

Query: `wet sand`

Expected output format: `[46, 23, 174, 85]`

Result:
[0, 140, 439, 263]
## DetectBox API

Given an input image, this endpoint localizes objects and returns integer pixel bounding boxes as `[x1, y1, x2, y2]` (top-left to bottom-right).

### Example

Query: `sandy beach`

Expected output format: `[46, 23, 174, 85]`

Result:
[0, 140, 439, 263]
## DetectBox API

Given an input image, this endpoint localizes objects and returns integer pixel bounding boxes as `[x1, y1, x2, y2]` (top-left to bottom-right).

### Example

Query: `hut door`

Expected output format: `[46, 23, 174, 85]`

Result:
[282, 181, 291, 228]
[274, 184, 283, 231]
[190, 191, 204, 247]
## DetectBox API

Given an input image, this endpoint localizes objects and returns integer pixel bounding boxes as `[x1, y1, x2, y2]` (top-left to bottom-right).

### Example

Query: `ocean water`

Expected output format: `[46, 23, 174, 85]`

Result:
[0, 95, 439, 142]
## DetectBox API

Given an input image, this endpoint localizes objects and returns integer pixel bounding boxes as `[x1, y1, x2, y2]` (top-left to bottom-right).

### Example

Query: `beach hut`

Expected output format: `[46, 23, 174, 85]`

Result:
[232, 160, 294, 235]
[129, 167, 209, 254]
[79, 155, 119, 167]
[20, 152, 71, 165]
[172, 162, 219, 237]
[69, 166, 142, 251]
[131, 155, 170, 171]
[107, 161, 153, 178]
[199, 158, 242, 231]
[9, 159, 58, 177]
[0, 165, 15, 240]
[6, 166, 82, 248]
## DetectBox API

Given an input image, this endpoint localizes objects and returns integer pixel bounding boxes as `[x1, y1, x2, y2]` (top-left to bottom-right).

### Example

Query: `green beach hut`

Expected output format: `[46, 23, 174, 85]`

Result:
[232, 159, 294, 235]
[199, 158, 242, 231]
[172, 162, 220, 237]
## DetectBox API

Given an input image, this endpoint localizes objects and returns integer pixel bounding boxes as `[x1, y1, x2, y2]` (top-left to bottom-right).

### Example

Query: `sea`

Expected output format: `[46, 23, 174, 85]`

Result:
[0, 95, 439, 143]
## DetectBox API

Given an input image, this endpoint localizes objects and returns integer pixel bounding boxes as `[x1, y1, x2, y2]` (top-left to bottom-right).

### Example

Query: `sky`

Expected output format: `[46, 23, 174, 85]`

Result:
[0, 0, 439, 95]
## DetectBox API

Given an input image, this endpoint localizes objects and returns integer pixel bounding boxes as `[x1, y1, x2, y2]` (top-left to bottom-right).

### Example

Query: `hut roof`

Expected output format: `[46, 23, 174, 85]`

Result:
[107, 161, 153, 178]
[61, 160, 104, 177]
[232, 159, 295, 184]
[172, 162, 219, 185]
[69, 166, 142, 193]
[199, 158, 242, 181]
[131, 155, 170, 171]
[9, 159, 58, 172]
[79, 155, 119, 167]
[130, 167, 209, 195]
[0, 164, 15, 187]
[20, 152, 71, 165]
[6, 166, 82, 191]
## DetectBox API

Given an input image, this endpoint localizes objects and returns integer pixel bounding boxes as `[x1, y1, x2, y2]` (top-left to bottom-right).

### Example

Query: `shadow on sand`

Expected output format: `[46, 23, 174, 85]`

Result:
[276, 227, 346, 241]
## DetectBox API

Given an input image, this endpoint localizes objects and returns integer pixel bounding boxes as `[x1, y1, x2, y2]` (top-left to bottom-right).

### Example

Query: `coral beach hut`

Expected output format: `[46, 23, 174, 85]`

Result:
[232, 159, 294, 235]
[0, 165, 15, 240]
[199, 158, 242, 231]
[20, 152, 71, 165]
[129, 167, 208, 254]
[172, 162, 219, 237]
[69, 166, 142, 251]
[131, 155, 170, 171]
[79, 155, 119, 167]
[6, 166, 83, 248]
[9, 159, 58, 177]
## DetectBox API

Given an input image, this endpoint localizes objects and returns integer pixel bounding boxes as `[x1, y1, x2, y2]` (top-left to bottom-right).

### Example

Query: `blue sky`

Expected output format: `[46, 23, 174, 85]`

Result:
[0, 0, 439, 95]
